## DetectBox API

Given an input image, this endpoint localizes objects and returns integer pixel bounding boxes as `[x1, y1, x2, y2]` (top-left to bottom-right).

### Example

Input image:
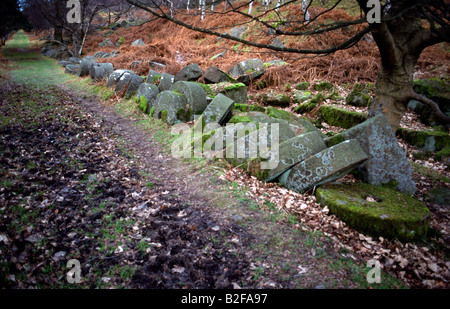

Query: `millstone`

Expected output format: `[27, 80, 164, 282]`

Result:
[247, 131, 327, 182]
[153, 91, 189, 125]
[279, 139, 368, 193]
[169, 81, 208, 119]
[315, 182, 431, 242]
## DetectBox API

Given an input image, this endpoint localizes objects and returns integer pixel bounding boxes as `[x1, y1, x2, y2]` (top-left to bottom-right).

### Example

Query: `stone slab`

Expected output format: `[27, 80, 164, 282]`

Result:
[279, 139, 368, 193]
[324, 114, 416, 194]
[247, 131, 327, 182]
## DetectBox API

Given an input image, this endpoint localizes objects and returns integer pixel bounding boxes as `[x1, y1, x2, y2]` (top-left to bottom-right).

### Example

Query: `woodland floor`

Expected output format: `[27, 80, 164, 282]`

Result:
[0, 29, 448, 293]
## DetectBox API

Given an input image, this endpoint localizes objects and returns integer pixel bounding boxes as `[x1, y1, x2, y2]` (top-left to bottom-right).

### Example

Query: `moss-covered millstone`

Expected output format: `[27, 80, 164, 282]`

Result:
[169, 81, 207, 119]
[114, 71, 136, 95]
[135, 82, 159, 114]
[106, 69, 133, 88]
[396, 128, 450, 152]
[158, 72, 175, 92]
[318, 105, 368, 129]
[146, 69, 161, 84]
[315, 182, 431, 242]
[125, 74, 144, 99]
[193, 93, 235, 133]
[153, 91, 189, 125]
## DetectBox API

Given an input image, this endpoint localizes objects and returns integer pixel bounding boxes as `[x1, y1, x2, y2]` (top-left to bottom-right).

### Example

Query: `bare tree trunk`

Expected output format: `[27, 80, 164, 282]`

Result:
[54, 26, 63, 42]
[370, 53, 417, 131]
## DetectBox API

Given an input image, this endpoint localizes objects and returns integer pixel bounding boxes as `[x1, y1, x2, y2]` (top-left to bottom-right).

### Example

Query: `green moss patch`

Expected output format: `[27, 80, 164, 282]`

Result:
[233, 103, 266, 113]
[316, 182, 431, 242]
[396, 128, 450, 152]
[314, 81, 334, 91]
[294, 93, 324, 114]
[139, 95, 149, 113]
[318, 105, 367, 129]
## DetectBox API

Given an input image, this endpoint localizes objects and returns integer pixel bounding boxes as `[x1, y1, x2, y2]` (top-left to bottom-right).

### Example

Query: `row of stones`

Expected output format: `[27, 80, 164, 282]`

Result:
[57, 55, 430, 242]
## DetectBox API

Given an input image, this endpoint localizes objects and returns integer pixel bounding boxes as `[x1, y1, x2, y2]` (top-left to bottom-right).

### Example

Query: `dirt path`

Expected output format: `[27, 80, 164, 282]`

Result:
[1, 32, 415, 291]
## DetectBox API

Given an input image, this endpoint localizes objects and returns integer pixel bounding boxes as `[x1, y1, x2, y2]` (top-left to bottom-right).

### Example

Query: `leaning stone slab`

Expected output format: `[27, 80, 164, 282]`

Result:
[316, 182, 431, 242]
[169, 81, 208, 119]
[194, 94, 235, 133]
[203, 66, 236, 84]
[279, 139, 368, 193]
[77, 56, 96, 77]
[136, 83, 159, 114]
[125, 75, 145, 99]
[158, 73, 175, 92]
[153, 91, 190, 125]
[106, 69, 132, 87]
[175, 63, 203, 82]
[212, 82, 247, 103]
[115, 71, 136, 94]
[324, 114, 416, 195]
[247, 131, 327, 182]
[228, 59, 265, 84]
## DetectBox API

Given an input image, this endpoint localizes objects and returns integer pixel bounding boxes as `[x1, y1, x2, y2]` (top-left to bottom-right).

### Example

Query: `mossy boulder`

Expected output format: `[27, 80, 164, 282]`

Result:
[314, 81, 334, 91]
[256, 92, 291, 107]
[292, 90, 312, 104]
[136, 83, 159, 114]
[413, 78, 450, 116]
[294, 93, 324, 114]
[170, 81, 208, 119]
[318, 105, 368, 129]
[233, 103, 266, 113]
[315, 182, 431, 242]
[396, 128, 450, 152]
[294, 82, 310, 91]
[435, 146, 450, 165]
[213, 82, 247, 103]
[153, 91, 190, 125]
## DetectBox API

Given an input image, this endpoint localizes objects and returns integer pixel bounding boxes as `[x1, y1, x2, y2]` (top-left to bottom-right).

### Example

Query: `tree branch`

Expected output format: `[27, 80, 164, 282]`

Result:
[126, 0, 370, 55]
[409, 91, 450, 123]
